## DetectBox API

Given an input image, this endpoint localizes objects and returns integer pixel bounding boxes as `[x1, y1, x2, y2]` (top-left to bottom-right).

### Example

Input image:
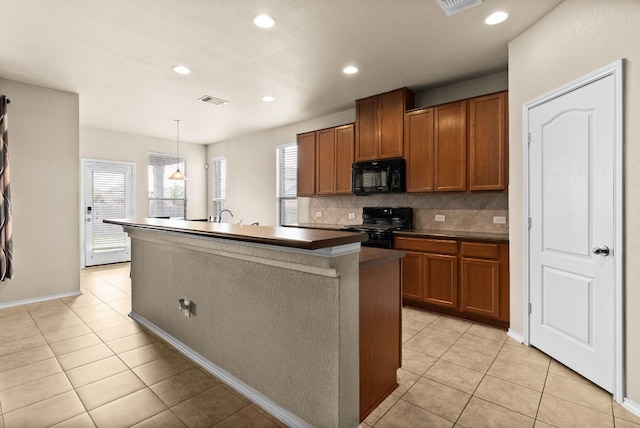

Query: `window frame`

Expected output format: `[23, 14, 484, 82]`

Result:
[276, 142, 298, 226]
[211, 156, 227, 218]
[147, 151, 187, 219]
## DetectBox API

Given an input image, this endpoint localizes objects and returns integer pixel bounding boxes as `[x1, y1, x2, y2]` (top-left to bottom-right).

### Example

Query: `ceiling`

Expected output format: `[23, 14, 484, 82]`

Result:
[0, 0, 563, 144]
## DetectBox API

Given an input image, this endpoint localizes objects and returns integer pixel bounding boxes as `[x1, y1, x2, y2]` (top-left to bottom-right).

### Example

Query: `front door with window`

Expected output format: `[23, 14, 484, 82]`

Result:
[83, 160, 135, 266]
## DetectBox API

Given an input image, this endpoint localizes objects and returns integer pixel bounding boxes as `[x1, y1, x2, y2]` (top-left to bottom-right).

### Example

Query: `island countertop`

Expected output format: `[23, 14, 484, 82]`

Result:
[104, 218, 368, 250]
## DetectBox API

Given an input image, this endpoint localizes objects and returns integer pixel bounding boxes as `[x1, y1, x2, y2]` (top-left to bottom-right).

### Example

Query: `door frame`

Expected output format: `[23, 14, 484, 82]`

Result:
[523, 59, 624, 401]
[80, 158, 136, 268]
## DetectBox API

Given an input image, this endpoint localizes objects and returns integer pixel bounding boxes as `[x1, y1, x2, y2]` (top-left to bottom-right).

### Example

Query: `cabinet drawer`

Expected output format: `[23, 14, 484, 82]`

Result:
[395, 237, 457, 255]
[460, 242, 499, 259]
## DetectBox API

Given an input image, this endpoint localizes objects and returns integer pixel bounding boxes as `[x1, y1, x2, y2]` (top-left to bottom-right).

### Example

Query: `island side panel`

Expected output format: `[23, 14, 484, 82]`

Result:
[127, 228, 359, 428]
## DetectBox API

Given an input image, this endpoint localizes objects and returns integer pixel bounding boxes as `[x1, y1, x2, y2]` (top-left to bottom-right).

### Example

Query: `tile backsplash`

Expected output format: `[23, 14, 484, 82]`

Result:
[301, 192, 508, 233]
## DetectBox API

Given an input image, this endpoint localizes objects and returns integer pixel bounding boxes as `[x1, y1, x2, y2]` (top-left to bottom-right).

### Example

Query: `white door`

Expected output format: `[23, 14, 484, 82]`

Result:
[83, 160, 135, 266]
[528, 70, 620, 393]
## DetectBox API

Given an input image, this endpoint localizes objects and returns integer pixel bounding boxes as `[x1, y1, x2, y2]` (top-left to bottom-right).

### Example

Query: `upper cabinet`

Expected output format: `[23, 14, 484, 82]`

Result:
[404, 108, 434, 193]
[298, 123, 355, 197]
[434, 101, 467, 192]
[316, 124, 355, 195]
[356, 88, 414, 161]
[404, 91, 508, 193]
[334, 124, 355, 194]
[296, 131, 316, 197]
[468, 92, 508, 191]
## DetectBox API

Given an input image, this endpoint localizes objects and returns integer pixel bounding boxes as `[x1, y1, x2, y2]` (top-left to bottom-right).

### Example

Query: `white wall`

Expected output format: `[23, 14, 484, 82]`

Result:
[80, 127, 208, 220]
[0, 78, 80, 304]
[508, 0, 640, 403]
[206, 110, 356, 226]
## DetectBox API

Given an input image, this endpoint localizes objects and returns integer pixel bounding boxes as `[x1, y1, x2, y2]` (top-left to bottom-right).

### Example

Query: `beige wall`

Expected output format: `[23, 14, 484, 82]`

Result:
[80, 127, 208, 220]
[0, 78, 80, 304]
[206, 109, 356, 226]
[508, 0, 640, 402]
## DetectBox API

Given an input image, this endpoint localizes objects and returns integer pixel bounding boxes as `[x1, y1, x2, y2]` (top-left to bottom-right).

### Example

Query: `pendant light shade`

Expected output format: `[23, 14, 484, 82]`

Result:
[169, 119, 187, 180]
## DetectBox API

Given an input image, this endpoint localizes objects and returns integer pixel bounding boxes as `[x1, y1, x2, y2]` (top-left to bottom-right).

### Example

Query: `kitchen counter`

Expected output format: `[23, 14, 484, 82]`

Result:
[394, 228, 509, 243]
[106, 218, 374, 427]
[104, 218, 367, 250]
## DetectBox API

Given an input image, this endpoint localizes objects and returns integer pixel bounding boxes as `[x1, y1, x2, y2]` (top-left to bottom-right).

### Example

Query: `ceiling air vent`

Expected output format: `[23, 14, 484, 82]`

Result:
[198, 95, 229, 106]
[436, 0, 482, 16]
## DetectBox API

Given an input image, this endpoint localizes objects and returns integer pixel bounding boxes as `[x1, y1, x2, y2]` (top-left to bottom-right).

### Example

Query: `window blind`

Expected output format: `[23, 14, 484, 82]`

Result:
[92, 169, 127, 252]
[276, 143, 297, 225]
[148, 152, 187, 218]
[212, 156, 227, 216]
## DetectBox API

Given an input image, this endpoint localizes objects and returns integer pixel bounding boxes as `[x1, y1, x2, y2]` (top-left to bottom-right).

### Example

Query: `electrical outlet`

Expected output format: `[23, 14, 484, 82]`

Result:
[493, 216, 507, 224]
[435, 214, 446, 222]
[315, 211, 323, 218]
[348, 213, 356, 219]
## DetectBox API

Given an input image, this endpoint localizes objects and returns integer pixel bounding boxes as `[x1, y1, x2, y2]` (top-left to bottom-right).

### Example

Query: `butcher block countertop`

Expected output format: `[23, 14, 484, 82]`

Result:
[104, 218, 368, 250]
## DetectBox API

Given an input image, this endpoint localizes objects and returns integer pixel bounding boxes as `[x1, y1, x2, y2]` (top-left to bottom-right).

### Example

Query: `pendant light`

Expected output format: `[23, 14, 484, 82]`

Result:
[169, 119, 187, 180]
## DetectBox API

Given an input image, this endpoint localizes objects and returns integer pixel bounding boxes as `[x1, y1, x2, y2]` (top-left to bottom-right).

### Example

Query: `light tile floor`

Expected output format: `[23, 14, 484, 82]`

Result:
[0, 262, 637, 427]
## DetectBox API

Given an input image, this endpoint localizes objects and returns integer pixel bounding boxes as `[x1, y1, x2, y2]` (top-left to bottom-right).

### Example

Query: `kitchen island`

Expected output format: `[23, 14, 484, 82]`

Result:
[104, 218, 402, 427]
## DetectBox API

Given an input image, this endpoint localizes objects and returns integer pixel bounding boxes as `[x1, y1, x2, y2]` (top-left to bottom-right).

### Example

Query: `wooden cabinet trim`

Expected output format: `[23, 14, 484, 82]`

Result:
[460, 241, 500, 259]
[395, 237, 457, 255]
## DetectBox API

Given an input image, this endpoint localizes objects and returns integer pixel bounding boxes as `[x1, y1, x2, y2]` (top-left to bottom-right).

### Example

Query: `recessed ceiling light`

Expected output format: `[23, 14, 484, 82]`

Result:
[262, 95, 275, 102]
[254, 14, 275, 28]
[485, 11, 508, 25]
[173, 65, 191, 75]
[342, 66, 359, 75]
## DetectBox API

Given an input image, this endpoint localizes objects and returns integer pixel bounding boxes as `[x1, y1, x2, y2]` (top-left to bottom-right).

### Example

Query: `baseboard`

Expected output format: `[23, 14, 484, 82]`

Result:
[622, 397, 640, 419]
[0, 290, 82, 309]
[507, 329, 524, 344]
[129, 312, 312, 428]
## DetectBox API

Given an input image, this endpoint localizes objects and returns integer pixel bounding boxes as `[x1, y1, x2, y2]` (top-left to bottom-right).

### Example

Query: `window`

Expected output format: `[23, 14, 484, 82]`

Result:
[276, 142, 297, 225]
[211, 156, 227, 217]
[148, 152, 187, 218]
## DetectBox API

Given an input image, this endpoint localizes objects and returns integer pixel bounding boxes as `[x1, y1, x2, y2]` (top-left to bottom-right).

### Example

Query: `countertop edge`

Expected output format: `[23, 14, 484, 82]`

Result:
[104, 219, 368, 250]
[394, 230, 509, 243]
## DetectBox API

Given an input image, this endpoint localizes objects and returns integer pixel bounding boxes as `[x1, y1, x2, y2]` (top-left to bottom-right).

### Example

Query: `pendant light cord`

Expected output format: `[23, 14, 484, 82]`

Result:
[175, 119, 180, 163]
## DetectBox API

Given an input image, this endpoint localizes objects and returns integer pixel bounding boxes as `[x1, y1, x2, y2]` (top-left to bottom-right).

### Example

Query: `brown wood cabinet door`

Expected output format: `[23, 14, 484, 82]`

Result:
[315, 128, 336, 195]
[379, 89, 407, 159]
[468, 92, 507, 191]
[335, 124, 355, 194]
[460, 257, 500, 318]
[400, 251, 423, 300]
[404, 108, 434, 192]
[355, 96, 379, 161]
[296, 132, 316, 196]
[424, 254, 458, 308]
[434, 101, 467, 191]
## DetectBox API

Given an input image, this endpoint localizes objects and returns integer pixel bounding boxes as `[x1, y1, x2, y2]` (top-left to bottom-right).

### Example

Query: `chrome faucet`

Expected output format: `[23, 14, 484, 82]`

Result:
[218, 209, 234, 223]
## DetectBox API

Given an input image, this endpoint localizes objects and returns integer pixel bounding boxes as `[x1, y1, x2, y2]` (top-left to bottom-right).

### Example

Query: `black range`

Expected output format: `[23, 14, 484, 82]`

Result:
[342, 207, 412, 249]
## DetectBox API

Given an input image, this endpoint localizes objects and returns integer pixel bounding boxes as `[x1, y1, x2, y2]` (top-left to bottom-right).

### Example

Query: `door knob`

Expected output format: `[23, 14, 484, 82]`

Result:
[592, 245, 610, 256]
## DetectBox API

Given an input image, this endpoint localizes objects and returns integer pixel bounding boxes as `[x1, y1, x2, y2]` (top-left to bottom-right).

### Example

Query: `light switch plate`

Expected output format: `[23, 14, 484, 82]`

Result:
[315, 212, 323, 218]
[493, 216, 507, 224]
[348, 213, 356, 219]
[435, 214, 446, 222]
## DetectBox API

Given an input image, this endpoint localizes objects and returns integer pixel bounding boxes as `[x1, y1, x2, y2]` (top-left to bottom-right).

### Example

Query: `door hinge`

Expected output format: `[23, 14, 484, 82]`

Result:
[528, 218, 532, 229]
[528, 302, 532, 315]
[528, 133, 531, 147]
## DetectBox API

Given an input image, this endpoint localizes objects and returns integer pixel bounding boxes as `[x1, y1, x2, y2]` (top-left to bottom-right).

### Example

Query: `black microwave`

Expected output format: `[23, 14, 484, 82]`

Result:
[352, 158, 406, 195]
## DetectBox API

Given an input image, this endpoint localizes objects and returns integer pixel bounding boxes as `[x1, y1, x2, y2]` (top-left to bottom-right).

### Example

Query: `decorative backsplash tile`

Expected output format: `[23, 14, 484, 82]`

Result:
[302, 192, 508, 233]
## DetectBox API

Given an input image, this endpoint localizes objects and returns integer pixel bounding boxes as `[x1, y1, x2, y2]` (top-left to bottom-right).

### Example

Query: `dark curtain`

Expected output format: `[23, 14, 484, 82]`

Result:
[0, 96, 13, 281]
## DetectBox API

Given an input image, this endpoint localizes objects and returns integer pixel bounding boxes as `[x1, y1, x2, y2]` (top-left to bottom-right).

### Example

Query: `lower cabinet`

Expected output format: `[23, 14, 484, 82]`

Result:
[395, 236, 509, 328]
